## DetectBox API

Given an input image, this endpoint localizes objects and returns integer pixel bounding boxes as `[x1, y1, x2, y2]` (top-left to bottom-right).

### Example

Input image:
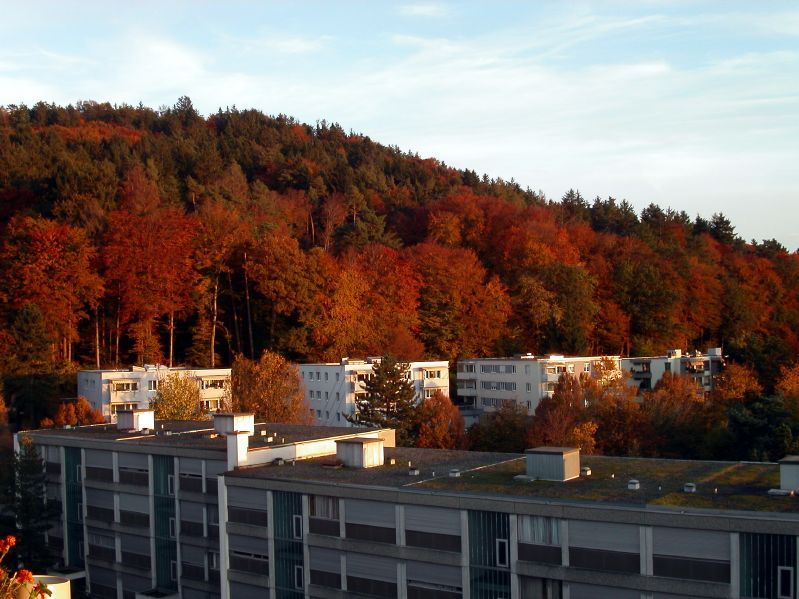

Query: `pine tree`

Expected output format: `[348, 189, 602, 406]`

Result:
[2, 436, 57, 570]
[347, 355, 418, 445]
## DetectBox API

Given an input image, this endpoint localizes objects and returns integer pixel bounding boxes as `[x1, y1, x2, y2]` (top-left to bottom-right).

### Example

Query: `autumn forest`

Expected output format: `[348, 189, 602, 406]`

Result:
[1, 98, 798, 430]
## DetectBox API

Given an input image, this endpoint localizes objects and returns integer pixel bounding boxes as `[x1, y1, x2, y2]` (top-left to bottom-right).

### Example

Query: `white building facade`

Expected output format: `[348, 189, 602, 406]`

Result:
[621, 347, 724, 393]
[300, 357, 449, 426]
[456, 354, 621, 415]
[77, 365, 231, 421]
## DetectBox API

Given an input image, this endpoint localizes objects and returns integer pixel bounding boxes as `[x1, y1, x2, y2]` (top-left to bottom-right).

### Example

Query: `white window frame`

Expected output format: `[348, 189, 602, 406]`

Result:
[292, 514, 302, 539]
[778, 566, 794, 599]
[294, 565, 304, 589]
[496, 538, 509, 567]
[167, 474, 175, 496]
[170, 559, 177, 581]
[169, 516, 176, 538]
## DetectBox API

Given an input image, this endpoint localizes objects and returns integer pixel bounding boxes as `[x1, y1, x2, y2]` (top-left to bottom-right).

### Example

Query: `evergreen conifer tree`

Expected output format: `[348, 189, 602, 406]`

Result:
[347, 355, 418, 445]
[2, 436, 56, 570]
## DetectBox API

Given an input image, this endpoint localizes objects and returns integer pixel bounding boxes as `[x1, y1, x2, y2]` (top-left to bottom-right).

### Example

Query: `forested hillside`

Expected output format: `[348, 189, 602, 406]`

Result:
[1, 98, 797, 396]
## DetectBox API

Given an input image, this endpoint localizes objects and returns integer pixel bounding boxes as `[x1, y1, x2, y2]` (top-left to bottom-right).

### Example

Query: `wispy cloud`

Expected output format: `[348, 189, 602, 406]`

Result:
[224, 33, 333, 55]
[398, 3, 448, 18]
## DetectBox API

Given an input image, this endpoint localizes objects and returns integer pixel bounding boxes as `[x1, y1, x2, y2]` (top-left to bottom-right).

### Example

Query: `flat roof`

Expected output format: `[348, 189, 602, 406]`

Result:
[25, 421, 382, 452]
[228, 450, 797, 514]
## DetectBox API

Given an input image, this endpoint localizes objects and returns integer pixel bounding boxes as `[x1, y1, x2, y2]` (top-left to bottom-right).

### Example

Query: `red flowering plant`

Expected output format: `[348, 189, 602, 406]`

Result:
[0, 536, 50, 599]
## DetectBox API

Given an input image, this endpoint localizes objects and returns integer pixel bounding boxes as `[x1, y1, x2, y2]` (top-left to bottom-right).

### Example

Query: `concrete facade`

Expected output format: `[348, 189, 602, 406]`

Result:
[621, 348, 724, 393]
[77, 365, 231, 421]
[22, 416, 799, 599]
[456, 354, 621, 415]
[299, 358, 449, 427]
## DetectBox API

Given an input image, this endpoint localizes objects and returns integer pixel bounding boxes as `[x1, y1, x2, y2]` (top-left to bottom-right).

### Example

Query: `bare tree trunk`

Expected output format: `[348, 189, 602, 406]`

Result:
[210, 276, 219, 368]
[115, 292, 121, 366]
[168, 311, 175, 367]
[95, 307, 101, 368]
[227, 271, 241, 354]
[243, 252, 255, 358]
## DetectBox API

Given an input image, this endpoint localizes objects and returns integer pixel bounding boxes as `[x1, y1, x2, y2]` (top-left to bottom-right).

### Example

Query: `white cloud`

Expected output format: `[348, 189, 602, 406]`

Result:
[398, 3, 448, 18]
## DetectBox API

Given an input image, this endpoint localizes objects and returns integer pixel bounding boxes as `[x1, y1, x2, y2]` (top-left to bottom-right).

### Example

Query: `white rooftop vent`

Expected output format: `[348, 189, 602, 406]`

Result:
[684, 482, 697, 493]
[667, 349, 683, 358]
[213, 413, 254, 436]
[581, 466, 592, 477]
[335, 437, 384, 469]
[779, 456, 799, 491]
[706, 347, 723, 357]
[525, 447, 580, 482]
[628, 479, 640, 490]
[449, 469, 461, 478]
[116, 409, 154, 432]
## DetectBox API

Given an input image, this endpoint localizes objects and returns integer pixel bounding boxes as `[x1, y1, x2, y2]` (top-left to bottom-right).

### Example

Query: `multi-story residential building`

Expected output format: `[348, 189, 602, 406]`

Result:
[24, 414, 799, 599]
[25, 411, 393, 599]
[299, 358, 449, 427]
[622, 348, 725, 392]
[78, 365, 231, 421]
[456, 354, 621, 415]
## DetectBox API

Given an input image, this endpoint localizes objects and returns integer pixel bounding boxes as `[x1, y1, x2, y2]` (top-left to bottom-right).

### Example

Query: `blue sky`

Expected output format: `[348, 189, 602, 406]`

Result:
[2, 1, 798, 247]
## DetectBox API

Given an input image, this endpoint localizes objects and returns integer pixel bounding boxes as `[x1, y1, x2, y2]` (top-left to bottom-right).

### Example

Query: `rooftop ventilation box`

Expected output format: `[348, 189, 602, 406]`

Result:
[525, 447, 580, 482]
[116, 409, 155, 432]
[336, 437, 385, 469]
[779, 455, 799, 491]
[213, 413, 254, 435]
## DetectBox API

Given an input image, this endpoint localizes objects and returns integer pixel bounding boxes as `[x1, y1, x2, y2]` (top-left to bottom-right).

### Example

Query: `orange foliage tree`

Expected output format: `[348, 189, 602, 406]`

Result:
[416, 391, 466, 449]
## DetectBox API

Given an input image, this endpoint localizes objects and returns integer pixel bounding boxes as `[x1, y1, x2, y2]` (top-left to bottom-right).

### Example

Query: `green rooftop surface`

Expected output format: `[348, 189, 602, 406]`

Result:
[418, 455, 799, 513]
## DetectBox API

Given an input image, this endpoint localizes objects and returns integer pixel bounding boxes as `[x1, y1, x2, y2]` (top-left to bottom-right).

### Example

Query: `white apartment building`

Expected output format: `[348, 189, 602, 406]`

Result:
[622, 347, 725, 393]
[77, 364, 231, 421]
[300, 357, 449, 426]
[456, 354, 621, 415]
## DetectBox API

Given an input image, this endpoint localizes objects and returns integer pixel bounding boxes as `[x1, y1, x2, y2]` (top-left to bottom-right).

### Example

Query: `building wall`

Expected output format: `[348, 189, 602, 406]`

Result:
[221, 476, 799, 599]
[456, 356, 620, 416]
[300, 360, 449, 427]
[38, 438, 226, 599]
[621, 349, 724, 394]
[77, 366, 231, 421]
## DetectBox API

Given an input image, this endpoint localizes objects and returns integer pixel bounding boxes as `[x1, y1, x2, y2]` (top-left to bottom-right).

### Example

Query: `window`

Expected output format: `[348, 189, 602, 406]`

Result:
[294, 565, 304, 590]
[292, 514, 302, 539]
[208, 551, 219, 571]
[336, 392, 340, 402]
[208, 506, 219, 525]
[465, 364, 475, 373]
[202, 379, 226, 390]
[778, 566, 793, 599]
[169, 517, 176, 538]
[148, 380, 158, 391]
[316, 371, 321, 380]
[316, 410, 321, 418]
[584, 363, 591, 373]
[325, 391, 329, 400]
[310, 495, 339, 519]
[167, 474, 175, 495]
[77, 502, 84, 522]
[496, 539, 509, 567]
[324, 372, 329, 381]
[336, 372, 339, 381]
[567, 364, 575, 373]
[170, 560, 177, 581]
[336, 413, 341, 422]
[524, 364, 530, 375]
[519, 516, 559, 545]
[526, 382, 532, 393]
[113, 382, 138, 392]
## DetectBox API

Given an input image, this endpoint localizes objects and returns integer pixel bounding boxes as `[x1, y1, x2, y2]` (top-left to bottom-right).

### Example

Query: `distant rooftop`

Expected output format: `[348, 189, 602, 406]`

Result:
[229, 449, 798, 515]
